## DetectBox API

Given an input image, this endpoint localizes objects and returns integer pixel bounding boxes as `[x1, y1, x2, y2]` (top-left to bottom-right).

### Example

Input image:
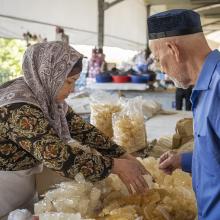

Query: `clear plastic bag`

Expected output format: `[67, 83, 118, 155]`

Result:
[112, 97, 147, 153]
[35, 158, 196, 220]
[38, 212, 82, 220]
[100, 157, 196, 220]
[142, 99, 162, 118]
[35, 174, 101, 218]
[8, 209, 32, 220]
[90, 91, 121, 138]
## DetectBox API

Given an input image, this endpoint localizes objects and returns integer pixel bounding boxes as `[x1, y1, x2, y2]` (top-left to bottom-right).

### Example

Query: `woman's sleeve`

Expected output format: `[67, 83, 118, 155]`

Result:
[66, 106, 126, 158]
[7, 103, 113, 182]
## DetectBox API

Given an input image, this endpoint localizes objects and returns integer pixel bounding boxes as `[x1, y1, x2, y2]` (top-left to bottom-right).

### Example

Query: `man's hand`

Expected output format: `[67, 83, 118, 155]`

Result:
[112, 158, 149, 194]
[159, 150, 181, 175]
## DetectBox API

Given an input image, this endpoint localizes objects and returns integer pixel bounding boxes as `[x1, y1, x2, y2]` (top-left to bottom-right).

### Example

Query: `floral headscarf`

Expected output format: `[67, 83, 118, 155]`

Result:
[0, 41, 83, 142]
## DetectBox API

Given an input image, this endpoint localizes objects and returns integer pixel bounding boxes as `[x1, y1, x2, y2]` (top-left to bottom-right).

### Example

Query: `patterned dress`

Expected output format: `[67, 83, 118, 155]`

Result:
[0, 103, 126, 182]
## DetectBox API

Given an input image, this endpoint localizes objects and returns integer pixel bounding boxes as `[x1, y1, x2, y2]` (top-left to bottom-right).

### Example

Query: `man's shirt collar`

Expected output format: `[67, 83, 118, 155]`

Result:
[194, 49, 220, 91]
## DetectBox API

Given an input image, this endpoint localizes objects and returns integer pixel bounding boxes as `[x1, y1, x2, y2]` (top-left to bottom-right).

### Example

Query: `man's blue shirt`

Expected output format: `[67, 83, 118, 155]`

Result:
[181, 49, 220, 219]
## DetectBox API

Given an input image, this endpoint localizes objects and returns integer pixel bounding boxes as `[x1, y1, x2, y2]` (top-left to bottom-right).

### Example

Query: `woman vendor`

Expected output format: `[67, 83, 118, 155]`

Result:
[0, 41, 149, 218]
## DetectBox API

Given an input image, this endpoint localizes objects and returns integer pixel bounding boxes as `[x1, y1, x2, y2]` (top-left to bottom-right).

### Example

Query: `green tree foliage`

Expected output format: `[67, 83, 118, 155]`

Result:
[0, 38, 26, 84]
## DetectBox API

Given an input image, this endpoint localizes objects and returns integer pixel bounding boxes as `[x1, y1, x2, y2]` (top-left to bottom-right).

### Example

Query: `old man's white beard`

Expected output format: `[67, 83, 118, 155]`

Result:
[169, 75, 188, 89]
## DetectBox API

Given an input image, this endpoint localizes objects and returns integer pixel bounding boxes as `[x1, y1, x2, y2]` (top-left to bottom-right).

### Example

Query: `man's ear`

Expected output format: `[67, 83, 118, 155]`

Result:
[166, 41, 180, 63]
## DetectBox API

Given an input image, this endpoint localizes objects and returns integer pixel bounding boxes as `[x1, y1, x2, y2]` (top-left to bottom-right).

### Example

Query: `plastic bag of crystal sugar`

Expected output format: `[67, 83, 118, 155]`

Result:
[113, 96, 147, 153]
[38, 212, 82, 220]
[90, 91, 121, 138]
[8, 209, 32, 220]
[35, 172, 101, 217]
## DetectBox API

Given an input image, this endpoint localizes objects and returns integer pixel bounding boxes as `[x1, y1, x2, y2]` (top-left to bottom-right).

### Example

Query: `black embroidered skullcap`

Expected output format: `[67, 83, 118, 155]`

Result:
[147, 9, 203, 40]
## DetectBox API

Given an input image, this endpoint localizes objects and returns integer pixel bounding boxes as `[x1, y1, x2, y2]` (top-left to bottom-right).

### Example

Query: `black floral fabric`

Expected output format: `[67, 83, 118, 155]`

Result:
[0, 103, 126, 182]
[66, 106, 126, 158]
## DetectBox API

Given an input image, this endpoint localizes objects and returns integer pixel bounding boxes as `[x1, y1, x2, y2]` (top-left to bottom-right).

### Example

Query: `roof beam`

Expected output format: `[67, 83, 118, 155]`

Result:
[194, 3, 220, 12]
[0, 14, 96, 34]
[193, 3, 215, 10]
[203, 27, 219, 31]
[203, 13, 220, 18]
[104, 0, 125, 10]
[204, 29, 219, 35]
[202, 19, 220, 27]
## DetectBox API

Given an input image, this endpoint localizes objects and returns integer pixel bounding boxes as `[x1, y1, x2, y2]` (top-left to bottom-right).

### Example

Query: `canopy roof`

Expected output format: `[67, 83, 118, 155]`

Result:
[0, 0, 147, 50]
[1, 0, 220, 51]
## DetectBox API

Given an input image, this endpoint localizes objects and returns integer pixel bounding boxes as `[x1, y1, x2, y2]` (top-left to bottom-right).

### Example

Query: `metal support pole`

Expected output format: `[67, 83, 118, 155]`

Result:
[97, 0, 125, 49]
[98, 0, 104, 49]
[146, 4, 151, 49]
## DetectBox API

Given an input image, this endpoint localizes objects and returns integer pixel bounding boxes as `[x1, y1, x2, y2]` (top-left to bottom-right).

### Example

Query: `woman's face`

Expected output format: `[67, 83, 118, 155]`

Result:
[55, 66, 82, 102]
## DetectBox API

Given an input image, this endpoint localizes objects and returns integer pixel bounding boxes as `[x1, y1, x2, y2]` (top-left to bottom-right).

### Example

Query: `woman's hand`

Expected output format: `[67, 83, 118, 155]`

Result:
[120, 153, 150, 175]
[111, 158, 149, 194]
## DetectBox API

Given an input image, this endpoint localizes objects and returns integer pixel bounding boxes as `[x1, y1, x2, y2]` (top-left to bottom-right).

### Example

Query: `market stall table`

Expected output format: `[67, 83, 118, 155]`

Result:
[145, 110, 192, 141]
[86, 82, 149, 91]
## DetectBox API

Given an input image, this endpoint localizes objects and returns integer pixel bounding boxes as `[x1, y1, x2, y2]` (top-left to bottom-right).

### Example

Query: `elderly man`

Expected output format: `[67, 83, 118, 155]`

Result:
[148, 9, 220, 219]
